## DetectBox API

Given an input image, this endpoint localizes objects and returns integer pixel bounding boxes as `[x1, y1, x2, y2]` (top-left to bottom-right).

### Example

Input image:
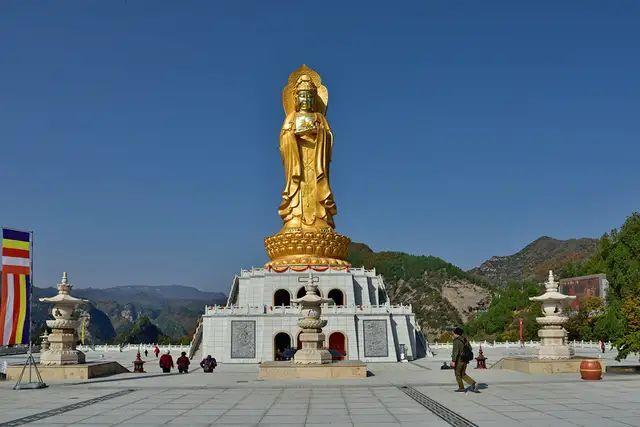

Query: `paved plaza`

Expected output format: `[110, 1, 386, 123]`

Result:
[1, 347, 639, 426]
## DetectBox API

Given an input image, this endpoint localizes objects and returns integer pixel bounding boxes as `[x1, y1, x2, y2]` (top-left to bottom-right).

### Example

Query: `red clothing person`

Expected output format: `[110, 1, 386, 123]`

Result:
[153, 345, 160, 358]
[159, 351, 174, 373]
[176, 352, 190, 373]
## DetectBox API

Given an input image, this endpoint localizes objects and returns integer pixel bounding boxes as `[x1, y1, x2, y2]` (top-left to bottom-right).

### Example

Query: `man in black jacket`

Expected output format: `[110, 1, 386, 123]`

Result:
[451, 327, 478, 392]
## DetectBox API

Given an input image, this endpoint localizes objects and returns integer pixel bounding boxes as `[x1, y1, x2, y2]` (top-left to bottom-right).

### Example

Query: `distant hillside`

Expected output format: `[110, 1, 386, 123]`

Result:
[32, 285, 226, 344]
[469, 236, 598, 286]
[347, 242, 492, 337]
[74, 285, 226, 303]
[32, 287, 117, 344]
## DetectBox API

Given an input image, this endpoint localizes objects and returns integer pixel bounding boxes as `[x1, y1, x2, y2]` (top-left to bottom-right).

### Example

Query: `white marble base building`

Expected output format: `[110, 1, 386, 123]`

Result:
[201, 267, 427, 363]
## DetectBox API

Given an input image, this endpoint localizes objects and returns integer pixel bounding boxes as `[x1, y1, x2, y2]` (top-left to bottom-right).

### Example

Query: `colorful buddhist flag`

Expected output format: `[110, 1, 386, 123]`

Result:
[1, 228, 32, 345]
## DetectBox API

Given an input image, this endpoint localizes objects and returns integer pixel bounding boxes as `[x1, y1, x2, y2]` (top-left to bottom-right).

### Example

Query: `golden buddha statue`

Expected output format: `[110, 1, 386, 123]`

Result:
[264, 65, 350, 269]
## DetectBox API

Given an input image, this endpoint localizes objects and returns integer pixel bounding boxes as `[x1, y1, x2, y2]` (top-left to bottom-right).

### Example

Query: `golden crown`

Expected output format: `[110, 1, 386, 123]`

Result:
[294, 75, 317, 93]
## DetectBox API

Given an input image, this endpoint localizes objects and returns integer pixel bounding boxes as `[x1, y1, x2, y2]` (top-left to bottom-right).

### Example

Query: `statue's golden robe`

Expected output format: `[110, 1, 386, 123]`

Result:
[278, 111, 336, 230]
[264, 65, 350, 269]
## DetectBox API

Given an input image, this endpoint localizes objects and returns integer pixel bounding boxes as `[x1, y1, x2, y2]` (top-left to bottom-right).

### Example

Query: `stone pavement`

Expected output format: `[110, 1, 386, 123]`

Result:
[1, 347, 639, 426]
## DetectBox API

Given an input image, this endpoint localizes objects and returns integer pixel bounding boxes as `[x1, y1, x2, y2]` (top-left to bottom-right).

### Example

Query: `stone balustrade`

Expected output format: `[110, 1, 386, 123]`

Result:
[61, 339, 616, 359]
[430, 340, 611, 349]
[238, 266, 378, 277]
[204, 303, 413, 316]
[77, 344, 190, 353]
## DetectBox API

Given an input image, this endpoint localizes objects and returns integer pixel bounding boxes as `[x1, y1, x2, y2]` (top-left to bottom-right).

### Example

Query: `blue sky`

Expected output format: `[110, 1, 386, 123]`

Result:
[1, 1, 638, 292]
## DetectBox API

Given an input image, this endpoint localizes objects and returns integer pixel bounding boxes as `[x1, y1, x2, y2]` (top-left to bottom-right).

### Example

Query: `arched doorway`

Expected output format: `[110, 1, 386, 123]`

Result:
[273, 289, 291, 306]
[329, 332, 346, 360]
[274, 332, 292, 360]
[327, 289, 345, 306]
[296, 287, 320, 299]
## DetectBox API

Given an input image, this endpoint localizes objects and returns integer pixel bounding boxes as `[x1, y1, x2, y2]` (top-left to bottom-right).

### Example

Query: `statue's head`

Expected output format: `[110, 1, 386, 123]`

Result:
[295, 75, 316, 112]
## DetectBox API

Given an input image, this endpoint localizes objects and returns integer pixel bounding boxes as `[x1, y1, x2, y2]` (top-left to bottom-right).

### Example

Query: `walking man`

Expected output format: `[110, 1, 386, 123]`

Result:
[451, 327, 478, 393]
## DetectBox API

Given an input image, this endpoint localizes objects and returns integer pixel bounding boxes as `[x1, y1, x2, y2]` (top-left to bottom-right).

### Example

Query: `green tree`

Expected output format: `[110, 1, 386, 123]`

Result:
[115, 316, 164, 344]
[617, 296, 640, 360]
[576, 213, 640, 359]
[565, 296, 605, 341]
[600, 214, 640, 359]
[465, 281, 542, 341]
[556, 213, 640, 359]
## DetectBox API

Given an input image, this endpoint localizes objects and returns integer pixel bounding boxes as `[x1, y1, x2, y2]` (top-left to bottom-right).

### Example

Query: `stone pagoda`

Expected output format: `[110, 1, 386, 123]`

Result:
[529, 270, 576, 360]
[39, 272, 88, 365]
[291, 274, 334, 365]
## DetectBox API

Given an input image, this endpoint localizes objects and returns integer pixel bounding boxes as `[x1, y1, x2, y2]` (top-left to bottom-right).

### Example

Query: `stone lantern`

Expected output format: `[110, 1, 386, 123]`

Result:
[291, 273, 334, 364]
[529, 270, 576, 360]
[39, 272, 89, 365]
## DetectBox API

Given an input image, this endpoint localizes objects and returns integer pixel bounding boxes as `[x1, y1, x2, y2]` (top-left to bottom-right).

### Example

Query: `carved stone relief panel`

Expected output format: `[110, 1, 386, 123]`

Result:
[231, 320, 256, 359]
[363, 319, 388, 357]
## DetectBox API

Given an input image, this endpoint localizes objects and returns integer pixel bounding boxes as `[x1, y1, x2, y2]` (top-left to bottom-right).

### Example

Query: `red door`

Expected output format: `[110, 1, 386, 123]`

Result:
[329, 332, 346, 360]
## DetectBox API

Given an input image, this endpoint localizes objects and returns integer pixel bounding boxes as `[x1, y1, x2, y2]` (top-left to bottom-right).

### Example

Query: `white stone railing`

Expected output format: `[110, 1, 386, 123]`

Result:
[204, 303, 413, 316]
[238, 266, 377, 277]
[78, 344, 190, 353]
[430, 340, 611, 349]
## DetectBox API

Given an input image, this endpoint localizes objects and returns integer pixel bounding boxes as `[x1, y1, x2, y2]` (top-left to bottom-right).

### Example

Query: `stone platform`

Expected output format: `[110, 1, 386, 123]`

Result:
[493, 356, 601, 374]
[607, 364, 640, 374]
[258, 360, 367, 379]
[6, 361, 129, 381]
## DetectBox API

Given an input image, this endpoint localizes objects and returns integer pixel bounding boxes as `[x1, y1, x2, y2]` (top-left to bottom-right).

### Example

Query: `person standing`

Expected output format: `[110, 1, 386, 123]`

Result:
[153, 345, 160, 358]
[200, 355, 217, 373]
[144, 349, 148, 358]
[599, 339, 606, 354]
[177, 351, 190, 373]
[451, 327, 478, 393]
[159, 350, 174, 373]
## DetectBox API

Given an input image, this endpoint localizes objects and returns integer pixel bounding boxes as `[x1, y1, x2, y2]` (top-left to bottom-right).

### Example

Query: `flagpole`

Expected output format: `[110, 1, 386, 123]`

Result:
[28, 231, 33, 383]
[10, 227, 46, 389]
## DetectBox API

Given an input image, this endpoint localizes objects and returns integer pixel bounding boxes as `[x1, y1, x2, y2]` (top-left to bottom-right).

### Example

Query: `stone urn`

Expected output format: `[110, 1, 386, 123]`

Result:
[529, 270, 576, 360]
[291, 275, 334, 364]
[39, 272, 89, 365]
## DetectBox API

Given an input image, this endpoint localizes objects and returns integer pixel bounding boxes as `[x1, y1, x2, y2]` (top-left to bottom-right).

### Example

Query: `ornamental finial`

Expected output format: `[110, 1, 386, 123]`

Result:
[58, 271, 71, 294]
[545, 270, 558, 291]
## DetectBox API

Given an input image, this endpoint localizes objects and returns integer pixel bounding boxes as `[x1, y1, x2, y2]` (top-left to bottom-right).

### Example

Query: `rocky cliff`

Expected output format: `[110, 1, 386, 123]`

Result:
[347, 243, 492, 337]
[32, 285, 227, 344]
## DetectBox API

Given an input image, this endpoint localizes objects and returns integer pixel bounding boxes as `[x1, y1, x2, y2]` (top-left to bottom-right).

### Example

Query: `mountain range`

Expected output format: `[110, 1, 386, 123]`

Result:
[28, 236, 598, 344]
[32, 285, 226, 344]
[347, 242, 493, 338]
[468, 236, 598, 286]
[346, 235, 599, 339]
